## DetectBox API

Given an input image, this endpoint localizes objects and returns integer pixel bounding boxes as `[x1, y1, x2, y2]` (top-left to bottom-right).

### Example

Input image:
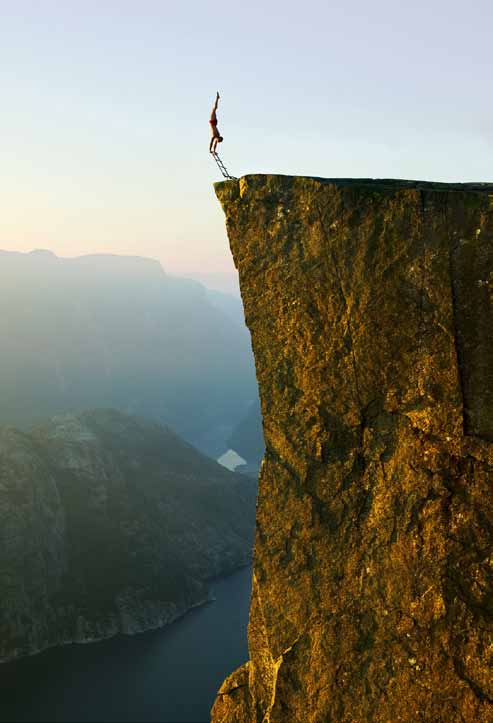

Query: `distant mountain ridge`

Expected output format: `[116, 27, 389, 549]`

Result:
[0, 409, 257, 663]
[0, 250, 259, 456]
[181, 271, 241, 297]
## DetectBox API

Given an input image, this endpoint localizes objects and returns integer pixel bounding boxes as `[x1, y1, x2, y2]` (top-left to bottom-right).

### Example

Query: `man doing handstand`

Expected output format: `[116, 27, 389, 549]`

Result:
[209, 92, 224, 153]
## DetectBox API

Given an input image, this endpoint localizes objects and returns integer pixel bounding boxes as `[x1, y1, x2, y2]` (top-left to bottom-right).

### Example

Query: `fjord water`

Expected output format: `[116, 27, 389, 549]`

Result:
[0, 566, 252, 723]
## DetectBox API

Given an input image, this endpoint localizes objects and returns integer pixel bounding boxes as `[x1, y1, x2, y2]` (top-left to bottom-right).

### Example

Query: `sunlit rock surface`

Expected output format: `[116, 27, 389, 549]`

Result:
[0, 410, 256, 662]
[211, 175, 493, 723]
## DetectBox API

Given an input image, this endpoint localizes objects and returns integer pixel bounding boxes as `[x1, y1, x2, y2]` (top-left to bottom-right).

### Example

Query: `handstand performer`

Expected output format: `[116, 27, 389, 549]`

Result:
[209, 92, 224, 153]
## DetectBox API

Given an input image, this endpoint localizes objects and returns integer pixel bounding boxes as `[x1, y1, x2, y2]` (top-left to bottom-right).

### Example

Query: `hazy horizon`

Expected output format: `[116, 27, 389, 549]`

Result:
[0, 246, 241, 295]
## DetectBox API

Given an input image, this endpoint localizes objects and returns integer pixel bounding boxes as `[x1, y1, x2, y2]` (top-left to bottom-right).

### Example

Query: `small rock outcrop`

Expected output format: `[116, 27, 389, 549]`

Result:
[0, 410, 256, 662]
[211, 175, 493, 722]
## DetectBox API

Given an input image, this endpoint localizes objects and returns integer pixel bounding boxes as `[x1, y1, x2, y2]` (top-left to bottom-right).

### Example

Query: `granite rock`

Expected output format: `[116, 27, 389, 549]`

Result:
[211, 175, 493, 723]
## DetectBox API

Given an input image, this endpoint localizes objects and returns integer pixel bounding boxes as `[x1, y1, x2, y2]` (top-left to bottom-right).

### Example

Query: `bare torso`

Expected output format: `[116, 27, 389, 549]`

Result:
[209, 111, 220, 137]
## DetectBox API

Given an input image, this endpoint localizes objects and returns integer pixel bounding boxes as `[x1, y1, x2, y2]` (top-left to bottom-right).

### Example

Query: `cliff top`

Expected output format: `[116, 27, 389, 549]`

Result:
[215, 174, 493, 195]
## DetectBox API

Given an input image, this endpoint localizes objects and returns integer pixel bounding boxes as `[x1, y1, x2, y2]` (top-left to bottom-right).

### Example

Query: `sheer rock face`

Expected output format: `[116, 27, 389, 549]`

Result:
[211, 176, 493, 723]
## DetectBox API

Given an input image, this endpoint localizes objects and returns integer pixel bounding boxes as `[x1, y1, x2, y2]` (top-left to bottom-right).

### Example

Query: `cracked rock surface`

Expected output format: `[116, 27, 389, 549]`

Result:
[211, 175, 493, 723]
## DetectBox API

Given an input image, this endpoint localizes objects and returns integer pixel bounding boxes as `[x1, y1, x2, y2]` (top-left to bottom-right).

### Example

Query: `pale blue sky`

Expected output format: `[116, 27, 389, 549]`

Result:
[1, 0, 492, 274]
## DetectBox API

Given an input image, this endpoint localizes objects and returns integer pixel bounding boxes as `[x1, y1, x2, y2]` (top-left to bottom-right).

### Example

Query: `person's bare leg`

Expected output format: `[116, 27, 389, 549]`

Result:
[210, 93, 219, 122]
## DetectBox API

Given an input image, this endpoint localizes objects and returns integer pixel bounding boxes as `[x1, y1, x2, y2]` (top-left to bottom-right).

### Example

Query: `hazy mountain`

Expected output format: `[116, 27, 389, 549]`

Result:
[181, 271, 241, 297]
[0, 250, 258, 456]
[228, 398, 265, 471]
[206, 288, 246, 327]
[0, 409, 257, 663]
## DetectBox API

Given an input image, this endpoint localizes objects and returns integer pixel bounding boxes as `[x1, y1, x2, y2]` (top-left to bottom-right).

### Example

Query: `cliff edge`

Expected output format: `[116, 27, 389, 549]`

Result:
[211, 175, 493, 723]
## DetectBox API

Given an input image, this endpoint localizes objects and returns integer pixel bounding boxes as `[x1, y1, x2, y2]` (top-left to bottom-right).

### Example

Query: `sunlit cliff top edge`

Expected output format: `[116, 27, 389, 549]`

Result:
[215, 174, 493, 195]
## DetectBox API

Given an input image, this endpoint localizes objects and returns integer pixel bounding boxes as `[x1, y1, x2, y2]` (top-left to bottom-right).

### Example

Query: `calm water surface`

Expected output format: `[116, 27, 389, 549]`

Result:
[0, 566, 252, 723]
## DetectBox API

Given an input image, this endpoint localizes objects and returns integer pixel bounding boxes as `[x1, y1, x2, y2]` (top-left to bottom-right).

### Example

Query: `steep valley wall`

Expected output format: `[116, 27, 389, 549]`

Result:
[0, 410, 256, 663]
[211, 175, 493, 723]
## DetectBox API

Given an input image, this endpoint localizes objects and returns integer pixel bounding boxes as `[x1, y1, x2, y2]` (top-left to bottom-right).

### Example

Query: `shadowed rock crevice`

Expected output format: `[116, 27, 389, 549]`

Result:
[210, 175, 493, 723]
[448, 198, 493, 440]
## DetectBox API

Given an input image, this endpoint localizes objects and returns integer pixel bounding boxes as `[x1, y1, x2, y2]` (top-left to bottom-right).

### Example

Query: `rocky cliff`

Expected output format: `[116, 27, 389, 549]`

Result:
[0, 410, 256, 663]
[211, 176, 493, 723]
